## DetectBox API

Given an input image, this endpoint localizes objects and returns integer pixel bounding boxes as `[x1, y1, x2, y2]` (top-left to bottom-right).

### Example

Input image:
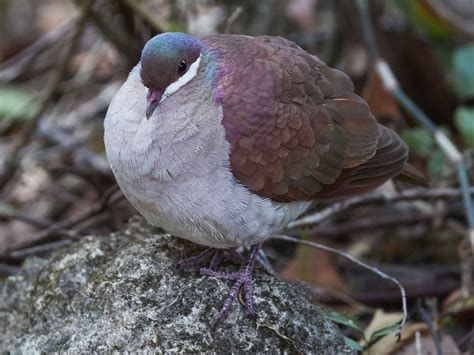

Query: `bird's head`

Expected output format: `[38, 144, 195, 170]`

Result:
[140, 32, 203, 119]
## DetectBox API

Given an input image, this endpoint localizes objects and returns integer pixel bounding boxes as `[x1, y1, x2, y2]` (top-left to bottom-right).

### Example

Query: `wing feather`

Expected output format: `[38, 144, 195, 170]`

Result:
[204, 35, 406, 202]
[315, 126, 408, 199]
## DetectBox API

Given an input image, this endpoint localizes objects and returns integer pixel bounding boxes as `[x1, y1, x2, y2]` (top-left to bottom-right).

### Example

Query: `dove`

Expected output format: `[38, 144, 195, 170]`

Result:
[104, 32, 425, 322]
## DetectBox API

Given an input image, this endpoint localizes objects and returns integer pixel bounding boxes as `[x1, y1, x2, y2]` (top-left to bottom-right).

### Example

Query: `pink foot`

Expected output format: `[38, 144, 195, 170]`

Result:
[176, 243, 263, 324]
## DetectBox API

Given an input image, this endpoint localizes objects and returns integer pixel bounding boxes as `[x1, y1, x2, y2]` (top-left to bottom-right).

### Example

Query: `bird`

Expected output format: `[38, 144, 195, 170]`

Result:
[104, 32, 426, 323]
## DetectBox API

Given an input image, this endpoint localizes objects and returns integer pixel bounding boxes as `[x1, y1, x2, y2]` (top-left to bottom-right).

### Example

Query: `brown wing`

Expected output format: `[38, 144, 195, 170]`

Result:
[205, 35, 404, 202]
[314, 126, 408, 200]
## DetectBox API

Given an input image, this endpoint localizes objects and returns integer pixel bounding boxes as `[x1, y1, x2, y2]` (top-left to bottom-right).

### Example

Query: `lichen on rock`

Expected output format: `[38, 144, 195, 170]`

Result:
[0, 216, 353, 354]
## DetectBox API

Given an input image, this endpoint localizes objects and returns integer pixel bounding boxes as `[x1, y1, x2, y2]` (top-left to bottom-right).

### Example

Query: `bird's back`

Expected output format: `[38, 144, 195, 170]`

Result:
[202, 34, 409, 202]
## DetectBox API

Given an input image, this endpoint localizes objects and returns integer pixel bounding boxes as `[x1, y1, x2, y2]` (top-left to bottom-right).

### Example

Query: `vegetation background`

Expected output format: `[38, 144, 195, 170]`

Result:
[0, 0, 473, 353]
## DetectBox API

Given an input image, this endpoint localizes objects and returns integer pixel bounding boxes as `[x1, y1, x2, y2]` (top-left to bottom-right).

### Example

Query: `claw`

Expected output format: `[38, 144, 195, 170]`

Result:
[177, 243, 263, 324]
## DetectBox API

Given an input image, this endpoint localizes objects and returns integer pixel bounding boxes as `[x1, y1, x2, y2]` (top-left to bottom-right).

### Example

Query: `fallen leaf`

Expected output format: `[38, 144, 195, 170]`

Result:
[395, 334, 461, 355]
[279, 242, 346, 292]
[362, 68, 400, 129]
[363, 309, 427, 355]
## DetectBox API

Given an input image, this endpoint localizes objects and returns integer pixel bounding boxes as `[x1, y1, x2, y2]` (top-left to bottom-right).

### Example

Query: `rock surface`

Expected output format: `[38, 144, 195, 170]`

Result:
[0, 217, 352, 353]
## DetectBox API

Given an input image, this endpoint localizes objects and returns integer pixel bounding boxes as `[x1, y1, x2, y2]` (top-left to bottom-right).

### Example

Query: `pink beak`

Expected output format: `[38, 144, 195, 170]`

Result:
[146, 88, 165, 119]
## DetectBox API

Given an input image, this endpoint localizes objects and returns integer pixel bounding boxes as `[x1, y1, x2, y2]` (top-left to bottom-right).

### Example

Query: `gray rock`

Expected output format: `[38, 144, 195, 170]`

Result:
[0, 216, 353, 354]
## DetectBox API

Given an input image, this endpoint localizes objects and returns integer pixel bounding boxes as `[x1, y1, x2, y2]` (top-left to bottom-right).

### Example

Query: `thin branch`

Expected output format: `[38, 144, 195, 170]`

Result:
[21, 185, 123, 249]
[38, 121, 112, 175]
[457, 329, 474, 349]
[287, 196, 367, 230]
[272, 234, 407, 341]
[225, 6, 243, 34]
[0, 185, 122, 260]
[415, 331, 423, 355]
[257, 249, 278, 278]
[355, 0, 474, 263]
[0, 212, 51, 229]
[83, 2, 138, 62]
[0, 0, 95, 194]
[287, 187, 474, 230]
[416, 300, 443, 355]
[0, 20, 75, 82]
[5, 240, 73, 262]
[0, 212, 78, 239]
[120, 0, 167, 33]
[310, 211, 434, 237]
[0, 263, 19, 277]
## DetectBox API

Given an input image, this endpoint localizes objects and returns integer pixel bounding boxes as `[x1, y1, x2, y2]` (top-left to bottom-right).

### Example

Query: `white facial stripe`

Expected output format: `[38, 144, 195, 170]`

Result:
[160, 54, 202, 103]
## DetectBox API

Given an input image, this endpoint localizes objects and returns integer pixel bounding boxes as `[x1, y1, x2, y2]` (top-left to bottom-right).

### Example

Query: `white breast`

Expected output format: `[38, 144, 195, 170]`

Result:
[104, 65, 312, 248]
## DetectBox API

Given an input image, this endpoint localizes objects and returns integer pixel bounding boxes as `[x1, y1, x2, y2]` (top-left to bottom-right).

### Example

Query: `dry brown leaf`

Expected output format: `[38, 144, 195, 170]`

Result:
[12, 167, 51, 204]
[0, 220, 36, 254]
[395, 334, 461, 355]
[279, 243, 346, 292]
[362, 68, 400, 130]
[443, 288, 474, 325]
[363, 309, 428, 355]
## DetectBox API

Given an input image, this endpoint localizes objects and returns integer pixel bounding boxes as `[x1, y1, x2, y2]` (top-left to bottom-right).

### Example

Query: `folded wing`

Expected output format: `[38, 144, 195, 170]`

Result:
[205, 35, 408, 202]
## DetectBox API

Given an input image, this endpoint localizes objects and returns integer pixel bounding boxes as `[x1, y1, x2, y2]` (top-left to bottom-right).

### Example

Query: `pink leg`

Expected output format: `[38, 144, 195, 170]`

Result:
[176, 248, 217, 270]
[209, 249, 224, 270]
[203, 243, 262, 323]
[177, 243, 263, 323]
[228, 249, 246, 264]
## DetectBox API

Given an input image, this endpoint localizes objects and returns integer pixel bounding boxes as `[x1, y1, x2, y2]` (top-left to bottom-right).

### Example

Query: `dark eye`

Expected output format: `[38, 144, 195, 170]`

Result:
[178, 59, 187, 75]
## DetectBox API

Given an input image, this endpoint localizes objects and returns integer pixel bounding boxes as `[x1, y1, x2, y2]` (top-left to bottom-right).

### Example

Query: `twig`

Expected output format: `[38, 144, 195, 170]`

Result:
[0, 185, 122, 260]
[0, 212, 77, 239]
[349, 284, 457, 306]
[5, 240, 73, 262]
[273, 234, 407, 341]
[355, 0, 474, 268]
[287, 187, 474, 230]
[0, 263, 19, 277]
[0, 0, 95, 194]
[287, 196, 367, 230]
[416, 299, 443, 355]
[257, 249, 278, 278]
[0, 212, 51, 229]
[50, 81, 120, 126]
[225, 6, 243, 34]
[14, 185, 123, 250]
[0, 20, 75, 82]
[38, 121, 112, 175]
[415, 331, 423, 355]
[83, 1, 139, 63]
[456, 329, 474, 350]
[120, 0, 167, 33]
[312, 285, 375, 313]
[310, 211, 435, 237]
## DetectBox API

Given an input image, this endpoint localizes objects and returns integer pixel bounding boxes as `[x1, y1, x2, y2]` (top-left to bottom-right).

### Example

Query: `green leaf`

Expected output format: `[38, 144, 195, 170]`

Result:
[167, 21, 185, 33]
[343, 336, 363, 352]
[427, 150, 445, 179]
[401, 128, 434, 155]
[0, 86, 36, 121]
[394, 0, 452, 39]
[326, 310, 362, 331]
[455, 106, 474, 149]
[453, 43, 474, 99]
[0, 203, 16, 214]
[369, 322, 400, 342]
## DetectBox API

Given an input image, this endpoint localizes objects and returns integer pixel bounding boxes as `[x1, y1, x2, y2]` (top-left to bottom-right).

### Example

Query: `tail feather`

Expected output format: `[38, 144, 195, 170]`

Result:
[396, 163, 430, 187]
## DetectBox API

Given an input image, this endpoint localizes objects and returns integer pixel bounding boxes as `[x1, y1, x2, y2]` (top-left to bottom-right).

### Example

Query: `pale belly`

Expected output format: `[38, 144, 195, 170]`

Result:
[116, 165, 312, 249]
[104, 65, 311, 248]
